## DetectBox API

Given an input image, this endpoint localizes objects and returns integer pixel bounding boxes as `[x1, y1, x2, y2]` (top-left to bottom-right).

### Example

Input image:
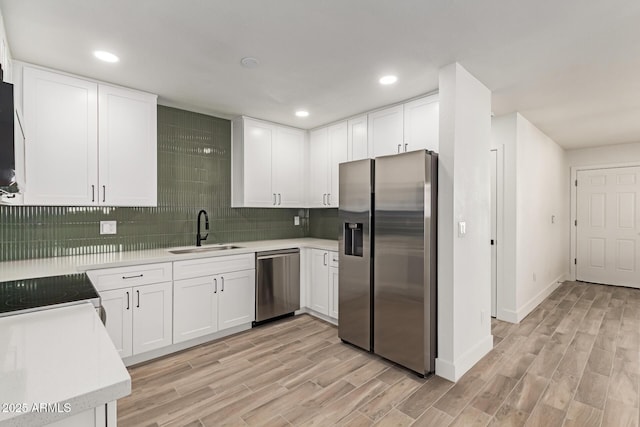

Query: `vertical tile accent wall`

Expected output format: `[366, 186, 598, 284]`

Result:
[308, 208, 339, 240]
[0, 106, 307, 262]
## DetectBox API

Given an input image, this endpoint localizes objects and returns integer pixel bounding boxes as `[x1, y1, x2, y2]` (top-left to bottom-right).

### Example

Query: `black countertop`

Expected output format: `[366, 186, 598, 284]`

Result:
[0, 273, 100, 316]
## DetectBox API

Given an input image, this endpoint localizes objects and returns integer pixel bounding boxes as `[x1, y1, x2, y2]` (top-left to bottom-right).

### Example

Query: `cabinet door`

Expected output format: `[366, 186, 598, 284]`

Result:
[404, 95, 439, 153]
[99, 85, 157, 207]
[328, 121, 348, 207]
[243, 119, 275, 207]
[132, 282, 173, 355]
[218, 269, 256, 330]
[347, 115, 368, 161]
[368, 105, 404, 158]
[309, 128, 330, 207]
[310, 250, 329, 315]
[329, 266, 339, 319]
[100, 288, 133, 358]
[173, 276, 218, 344]
[273, 127, 305, 207]
[23, 67, 98, 206]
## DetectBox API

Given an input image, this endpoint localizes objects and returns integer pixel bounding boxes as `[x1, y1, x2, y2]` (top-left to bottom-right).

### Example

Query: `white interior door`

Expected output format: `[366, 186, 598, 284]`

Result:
[490, 150, 498, 317]
[577, 167, 640, 287]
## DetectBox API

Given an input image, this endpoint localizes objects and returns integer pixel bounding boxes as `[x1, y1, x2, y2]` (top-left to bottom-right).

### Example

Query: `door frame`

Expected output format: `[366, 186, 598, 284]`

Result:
[490, 147, 505, 319]
[569, 161, 640, 281]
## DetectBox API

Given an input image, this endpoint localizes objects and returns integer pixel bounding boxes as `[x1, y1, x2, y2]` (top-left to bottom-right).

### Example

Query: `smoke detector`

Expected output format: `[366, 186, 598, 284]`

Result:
[240, 57, 260, 68]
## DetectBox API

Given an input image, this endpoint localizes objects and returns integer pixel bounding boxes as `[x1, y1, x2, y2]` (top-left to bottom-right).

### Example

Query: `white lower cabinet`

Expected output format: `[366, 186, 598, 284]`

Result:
[329, 266, 339, 319]
[132, 282, 173, 355]
[89, 263, 174, 359]
[100, 282, 172, 358]
[310, 250, 330, 315]
[173, 276, 219, 344]
[309, 249, 338, 320]
[173, 259, 255, 344]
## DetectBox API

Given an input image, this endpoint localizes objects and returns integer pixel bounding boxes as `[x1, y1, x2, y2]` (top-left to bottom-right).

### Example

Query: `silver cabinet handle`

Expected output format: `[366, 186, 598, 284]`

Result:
[136, 290, 140, 308]
[327, 194, 331, 205]
[397, 144, 401, 153]
[91, 185, 95, 202]
[214, 278, 217, 293]
[122, 274, 143, 280]
[404, 143, 408, 152]
[126, 291, 130, 310]
[102, 185, 106, 203]
[278, 193, 282, 205]
[324, 252, 328, 266]
[221, 276, 224, 292]
[273, 193, 276, 205]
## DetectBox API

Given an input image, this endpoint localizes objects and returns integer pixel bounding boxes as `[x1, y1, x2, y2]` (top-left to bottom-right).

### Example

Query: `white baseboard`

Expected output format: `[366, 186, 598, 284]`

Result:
[515, 274, 564, 322]
[123, 323, 252, 367]
[497, 308, 518, 324]
[298, 307, 338, 326]
[435, 334, 493, 382]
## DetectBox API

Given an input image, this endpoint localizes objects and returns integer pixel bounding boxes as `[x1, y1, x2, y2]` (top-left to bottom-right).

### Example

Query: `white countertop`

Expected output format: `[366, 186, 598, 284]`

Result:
[0, 303, 131, 426]
[0, 238, 338, 281]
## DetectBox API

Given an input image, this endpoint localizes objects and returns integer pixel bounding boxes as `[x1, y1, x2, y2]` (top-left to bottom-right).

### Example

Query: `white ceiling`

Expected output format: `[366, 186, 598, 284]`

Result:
[1, 0, 640, 149]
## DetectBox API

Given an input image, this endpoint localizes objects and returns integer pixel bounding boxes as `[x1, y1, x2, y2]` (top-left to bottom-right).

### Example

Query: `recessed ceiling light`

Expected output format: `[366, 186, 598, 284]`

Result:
[241, 57, 260, 68]
[93, 50, 119, 63]
[295, 110, 309, 117]
[379, 75, 398, 85]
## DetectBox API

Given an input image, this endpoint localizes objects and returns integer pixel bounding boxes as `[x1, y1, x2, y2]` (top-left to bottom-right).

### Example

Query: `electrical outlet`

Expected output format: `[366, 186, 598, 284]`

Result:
[458, 221, 466, 237]
[100, 221, 117, 235]
[294, 216, 300, 226]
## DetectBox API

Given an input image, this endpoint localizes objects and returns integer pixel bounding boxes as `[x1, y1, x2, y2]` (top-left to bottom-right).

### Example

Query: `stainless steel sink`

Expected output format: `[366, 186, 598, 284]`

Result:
[168, 245, 243, 254]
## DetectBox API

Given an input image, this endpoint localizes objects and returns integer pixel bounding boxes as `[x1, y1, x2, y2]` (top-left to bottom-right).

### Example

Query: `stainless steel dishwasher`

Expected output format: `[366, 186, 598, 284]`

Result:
[255, 248, 300, 324]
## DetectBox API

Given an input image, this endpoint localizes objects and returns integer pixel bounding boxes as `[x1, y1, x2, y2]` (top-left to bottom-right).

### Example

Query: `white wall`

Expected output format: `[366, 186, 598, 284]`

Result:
[515, 115, 568, 316]
[567, 141, 640, 167]
[491, 113, 569, 323]
[437, 63, 493, 382]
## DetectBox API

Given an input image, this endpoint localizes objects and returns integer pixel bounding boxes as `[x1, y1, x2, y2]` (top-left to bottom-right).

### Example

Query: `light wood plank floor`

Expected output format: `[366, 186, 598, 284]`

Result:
[118, 281, 640, 426]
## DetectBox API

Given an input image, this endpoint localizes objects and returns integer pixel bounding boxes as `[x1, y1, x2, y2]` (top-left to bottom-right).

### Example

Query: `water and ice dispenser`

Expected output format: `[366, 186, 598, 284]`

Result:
[344, 222, 363, 257]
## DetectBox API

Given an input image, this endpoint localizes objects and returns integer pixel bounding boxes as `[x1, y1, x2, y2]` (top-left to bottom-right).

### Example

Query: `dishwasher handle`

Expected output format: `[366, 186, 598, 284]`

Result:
[256, 248, 300, 259]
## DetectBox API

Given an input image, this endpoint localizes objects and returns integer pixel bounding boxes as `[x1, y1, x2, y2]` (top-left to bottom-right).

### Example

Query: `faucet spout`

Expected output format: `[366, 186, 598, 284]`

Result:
[196, 209, 209, 246]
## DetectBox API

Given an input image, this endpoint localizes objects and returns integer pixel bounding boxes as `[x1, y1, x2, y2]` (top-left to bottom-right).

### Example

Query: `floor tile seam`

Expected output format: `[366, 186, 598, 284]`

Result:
[604, 303, 638, 412]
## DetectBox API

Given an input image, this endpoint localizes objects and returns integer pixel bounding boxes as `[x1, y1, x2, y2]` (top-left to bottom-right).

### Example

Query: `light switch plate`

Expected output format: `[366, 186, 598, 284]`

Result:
[100, 221, 117, 235]
[294, 216, 300, 226]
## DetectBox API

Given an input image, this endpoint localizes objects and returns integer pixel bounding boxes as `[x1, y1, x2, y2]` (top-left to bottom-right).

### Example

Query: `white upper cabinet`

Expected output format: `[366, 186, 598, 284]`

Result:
[347, 115, 368, 161]
[403, 94, 439, 153]
[99, 84, 157, 206]
[308, 127, 330, 207]
[23, 67, 98, 205]
[232, 116, 306, 208]
[368, 95, 439, 158]
[22, 65, 157, 206]
[273, 126, 306, 207]
[308, 121, 347, 208]
[368, 104, 404, 157]
[238, 118, 274, 207]
[328, 121, 348, 207]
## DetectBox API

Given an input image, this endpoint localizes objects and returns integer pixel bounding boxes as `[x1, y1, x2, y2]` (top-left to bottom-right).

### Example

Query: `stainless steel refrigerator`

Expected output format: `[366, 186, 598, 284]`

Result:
[338, 150, 438, 376]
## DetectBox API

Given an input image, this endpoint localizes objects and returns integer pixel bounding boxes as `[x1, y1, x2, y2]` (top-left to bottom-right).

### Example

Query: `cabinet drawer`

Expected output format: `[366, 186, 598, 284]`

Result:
[87, 262, 173, 292]
[329, 251, 339, 268]
[174, 254, 255, 281]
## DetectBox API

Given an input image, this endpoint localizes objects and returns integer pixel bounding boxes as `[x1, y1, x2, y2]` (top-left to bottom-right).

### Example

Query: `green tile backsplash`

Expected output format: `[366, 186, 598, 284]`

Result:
[308, 208, 340, 240]
[0, 106, 308, 262]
